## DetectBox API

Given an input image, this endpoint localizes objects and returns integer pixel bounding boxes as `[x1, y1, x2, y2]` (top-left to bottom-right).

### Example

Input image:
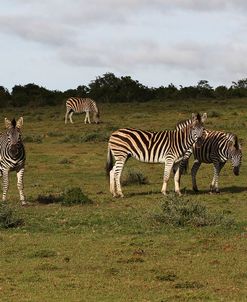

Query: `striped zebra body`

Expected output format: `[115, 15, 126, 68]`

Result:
[65, 97, 100, 124]
[0, 117, 26, 205]
[176, 118, 242, 193]
[106, 113, 205, 197]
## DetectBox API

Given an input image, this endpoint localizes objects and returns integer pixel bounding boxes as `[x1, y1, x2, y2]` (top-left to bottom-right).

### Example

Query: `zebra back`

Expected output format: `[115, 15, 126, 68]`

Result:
[66, 97, 99, 113]
[108, 113, 205, 164]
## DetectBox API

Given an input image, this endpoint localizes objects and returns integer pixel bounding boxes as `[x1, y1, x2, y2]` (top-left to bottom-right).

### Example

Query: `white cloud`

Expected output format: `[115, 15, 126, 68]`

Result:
[0, 0, 247, 90]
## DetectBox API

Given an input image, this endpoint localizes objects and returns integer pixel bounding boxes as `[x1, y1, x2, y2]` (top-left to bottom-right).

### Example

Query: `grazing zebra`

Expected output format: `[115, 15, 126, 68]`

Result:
[0, 117, 26, 205]
[65, 97, 100, 124]
[106, 113, 206, 197]
[176, 117, 242, 193]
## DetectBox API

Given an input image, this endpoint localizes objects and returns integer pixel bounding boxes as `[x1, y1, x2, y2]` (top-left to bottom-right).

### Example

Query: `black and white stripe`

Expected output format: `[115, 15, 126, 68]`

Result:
[0, 118, 26, 204]
[65, 97, 100, 124]
[176, 117, 242, 193]
[106, 113, 206, 197]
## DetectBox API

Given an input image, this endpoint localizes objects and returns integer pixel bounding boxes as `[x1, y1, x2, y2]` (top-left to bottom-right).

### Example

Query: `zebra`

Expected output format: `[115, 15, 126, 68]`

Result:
[65, 97, 100, 124]
[106, 113, 206, 197]
[0, 117, 26, 205]
[176, 117, 242, 193]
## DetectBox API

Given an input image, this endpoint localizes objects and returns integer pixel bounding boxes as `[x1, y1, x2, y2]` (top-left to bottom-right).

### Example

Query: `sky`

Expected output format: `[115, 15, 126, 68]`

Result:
[1, 0, 247, 92]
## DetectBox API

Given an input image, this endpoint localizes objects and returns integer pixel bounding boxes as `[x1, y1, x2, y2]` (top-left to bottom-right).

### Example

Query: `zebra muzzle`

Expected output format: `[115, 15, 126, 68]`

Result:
[233, 167, 239, 176]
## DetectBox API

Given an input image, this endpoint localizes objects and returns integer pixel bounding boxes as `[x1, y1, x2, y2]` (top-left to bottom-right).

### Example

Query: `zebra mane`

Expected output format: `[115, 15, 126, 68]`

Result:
[11, 119, 16, 128]
[196, 113, 201, 122]
[233, 135, 240, 150]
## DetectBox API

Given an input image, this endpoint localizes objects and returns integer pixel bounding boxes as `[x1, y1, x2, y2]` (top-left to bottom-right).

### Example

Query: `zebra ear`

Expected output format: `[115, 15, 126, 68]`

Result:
[16, 117, 24, 129]
[5, 118, 12, 129]
[191, 113, 196, 121]
[201, 113, 207, 122]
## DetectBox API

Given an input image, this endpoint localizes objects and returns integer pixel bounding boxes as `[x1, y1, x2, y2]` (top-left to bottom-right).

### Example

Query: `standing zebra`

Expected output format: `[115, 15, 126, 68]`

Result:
[106, 113, 206, 197]
[65, 97, 100, 124]
[0, 117, 26, 205]
[176, 117, 242, 193]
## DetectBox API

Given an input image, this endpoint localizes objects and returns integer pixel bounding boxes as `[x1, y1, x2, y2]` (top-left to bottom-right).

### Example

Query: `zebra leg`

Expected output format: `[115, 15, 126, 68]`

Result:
[84, 111, 91, 124]
[173, 163, 182, 196]
[2, 170, 9, 202]
[113, 160, 126, 197]
[65, 109, 69, 124]
[69, 112, 74, 123]
[87, 112, 91, 124]
[191, 160, 201, 192]
[109, 167, 117, 197]
[17, 168, 26, 205]
[210, 162, 225, 193]
[161, 162, 173, 195]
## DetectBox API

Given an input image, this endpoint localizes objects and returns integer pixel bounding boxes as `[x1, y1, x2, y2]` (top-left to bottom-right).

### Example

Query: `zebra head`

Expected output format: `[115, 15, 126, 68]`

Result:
[228, 136, 242, 176]
[5, 117, 24, 158]
[93, 112, 100, 124]
[190, 113, 207, 146]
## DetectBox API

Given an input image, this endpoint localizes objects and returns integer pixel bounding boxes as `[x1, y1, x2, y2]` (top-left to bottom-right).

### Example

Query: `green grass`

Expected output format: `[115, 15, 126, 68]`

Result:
[0, 99, 247, 301]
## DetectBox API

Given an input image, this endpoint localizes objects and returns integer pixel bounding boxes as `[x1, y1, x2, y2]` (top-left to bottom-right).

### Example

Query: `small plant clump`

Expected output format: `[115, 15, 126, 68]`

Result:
[0, 203, 24, 228]
[23, 134, 43, 143]
[61, 187, 92, 206]
[154, 194, 235, 228]
[122, 169, 149, 186]
[37, 188, 92, 206]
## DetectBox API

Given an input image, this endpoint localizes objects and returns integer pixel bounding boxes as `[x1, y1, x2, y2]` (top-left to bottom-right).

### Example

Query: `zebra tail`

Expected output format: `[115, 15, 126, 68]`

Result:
[105, 147, 114, 177]
[180, 158, 189, 175]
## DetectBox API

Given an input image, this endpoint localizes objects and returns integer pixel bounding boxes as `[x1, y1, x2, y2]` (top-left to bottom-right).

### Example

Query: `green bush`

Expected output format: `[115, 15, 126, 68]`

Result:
[80, 132, 109, 142]
[61, 187, 92, 206]
[23, 135, 43, 143]
[0, 203, 24, 228]
[37, 188, 92, 206]
[207, 111, 221, 118]
[154, 194, 234, 228]
[37, 194, 61, 204]
[122, 169, 149, 186]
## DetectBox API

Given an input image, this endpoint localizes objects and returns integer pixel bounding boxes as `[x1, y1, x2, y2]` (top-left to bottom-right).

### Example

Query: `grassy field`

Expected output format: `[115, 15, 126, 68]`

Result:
[0, 98, 247, 302]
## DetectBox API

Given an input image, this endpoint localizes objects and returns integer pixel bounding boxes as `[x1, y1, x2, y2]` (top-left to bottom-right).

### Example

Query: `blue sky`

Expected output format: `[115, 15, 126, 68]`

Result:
[1, 0, 247, 92]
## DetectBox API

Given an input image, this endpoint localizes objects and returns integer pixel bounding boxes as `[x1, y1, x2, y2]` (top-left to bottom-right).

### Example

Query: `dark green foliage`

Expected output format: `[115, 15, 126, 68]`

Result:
[154, 195, 235, 228]
[61, 187, 92, 206]
[2, 75, 247, 107]
[122, 170, 149, 186]
[37, 194, 61, 204]
[207, 110, 221, 118]
[23, 135, 43, 143]
[37, 188, 92, 206]
[0, 203, 24, 228]
[61, 132, 109, 143]
[156, 273, 177, 282]
[174, 281, 204, 289]
[80, 131, 109, 142]
[29, 249, 57, 258]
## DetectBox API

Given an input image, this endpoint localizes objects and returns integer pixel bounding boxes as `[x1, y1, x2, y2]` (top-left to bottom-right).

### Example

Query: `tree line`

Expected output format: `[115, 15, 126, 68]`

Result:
[1, 72, 247, 107]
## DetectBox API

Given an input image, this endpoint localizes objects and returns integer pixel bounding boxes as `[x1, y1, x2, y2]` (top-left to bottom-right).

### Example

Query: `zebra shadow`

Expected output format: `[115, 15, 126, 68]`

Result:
[183, 186, 246, 195]
[126, 190, 161, 197]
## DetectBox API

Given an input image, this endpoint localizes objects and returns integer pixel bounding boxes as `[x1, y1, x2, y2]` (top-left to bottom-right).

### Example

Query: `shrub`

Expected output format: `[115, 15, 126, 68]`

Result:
[122, 169, 149, 186]
[154, 194, 235, 228]
[207, 111, 221, 118]
[59, 158, 72, 164]
[37, 188, 92, 206]
[0, 203, 24, 228]
[80, 131, 109, 142]
[37, 194, 61, 204]
[23, 135, 43, 143]
[61, 187, 92, 206]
